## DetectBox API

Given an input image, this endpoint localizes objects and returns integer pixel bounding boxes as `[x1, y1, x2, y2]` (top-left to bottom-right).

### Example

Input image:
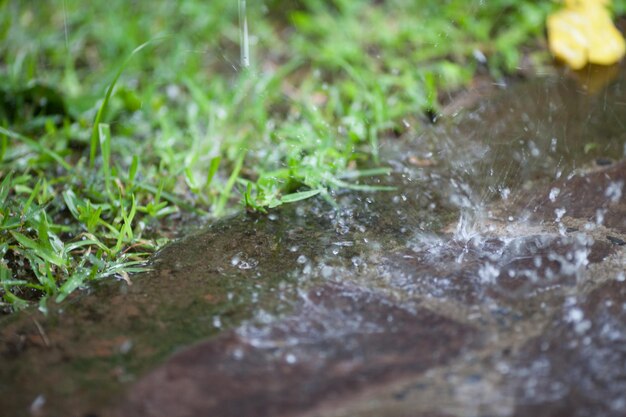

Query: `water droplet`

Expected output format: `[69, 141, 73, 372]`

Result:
[566, 307, 583, 322]
[321, 265, 333, 279]
[30, 395, 45, 414]
[473, 49, 487, 63]
[554, 208, 566, 222]
[336, 224, 350, 235]
[232, 347, 244, 360]
[550, 137, 558, 152]
[576, 320, 591, 334]
[478, 263, 499, 284]
[119, 339, 133, 355]
[351, 256, 364, 268]
[605, 181, 623, 203]
[529, 140, 540, 157]
[332, 241, 354, 247]
[595, 208, 606, 225]
[237, 258, 258, 270]
[549, 187, 560, 202]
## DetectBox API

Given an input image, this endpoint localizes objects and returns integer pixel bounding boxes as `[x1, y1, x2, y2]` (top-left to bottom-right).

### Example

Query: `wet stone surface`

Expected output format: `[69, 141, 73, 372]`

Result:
[1, 66, 626, 417]
[524, 160, 626, 233]
[120, 283, 480, 417]
[509, 280, 626, 417]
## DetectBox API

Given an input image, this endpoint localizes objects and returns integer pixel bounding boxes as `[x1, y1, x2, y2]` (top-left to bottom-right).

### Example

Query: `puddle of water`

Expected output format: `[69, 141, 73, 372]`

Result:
[1, 66, 625, 417]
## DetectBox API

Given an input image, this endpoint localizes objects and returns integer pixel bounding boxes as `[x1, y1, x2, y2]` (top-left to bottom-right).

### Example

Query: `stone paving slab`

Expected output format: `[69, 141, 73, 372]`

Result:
[1, 69, 625, 417]
[112, 159, 626, 417]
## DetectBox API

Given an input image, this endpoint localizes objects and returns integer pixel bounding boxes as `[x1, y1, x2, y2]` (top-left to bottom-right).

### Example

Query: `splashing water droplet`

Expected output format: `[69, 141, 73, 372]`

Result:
[549, 188, 560, 202]
[567, 307, 584, 323]
[478, 263, 500, 284]
[232, 347, 244, 360]
[605, 181, 623, 203]
[550, 137, 558, 152]
[555, 208, 566, 222]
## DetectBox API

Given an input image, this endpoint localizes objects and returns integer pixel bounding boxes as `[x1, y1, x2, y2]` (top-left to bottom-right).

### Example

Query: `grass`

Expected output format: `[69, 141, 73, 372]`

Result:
[1, 0, 624, 312]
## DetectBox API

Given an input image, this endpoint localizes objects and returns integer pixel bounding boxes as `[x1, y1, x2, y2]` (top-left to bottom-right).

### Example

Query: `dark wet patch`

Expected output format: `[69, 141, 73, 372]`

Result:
[117, 283, 480, 417]
[0, 208, 343, 417]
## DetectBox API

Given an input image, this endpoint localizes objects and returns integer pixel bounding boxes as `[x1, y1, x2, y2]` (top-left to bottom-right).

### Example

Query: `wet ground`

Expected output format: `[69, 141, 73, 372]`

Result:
[1, 65, 625, 417]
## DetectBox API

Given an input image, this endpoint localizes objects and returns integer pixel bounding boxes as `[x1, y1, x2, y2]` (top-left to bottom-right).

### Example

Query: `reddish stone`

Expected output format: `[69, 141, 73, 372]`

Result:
[117, 283, 480, 417]
[527, 160, 626, 232]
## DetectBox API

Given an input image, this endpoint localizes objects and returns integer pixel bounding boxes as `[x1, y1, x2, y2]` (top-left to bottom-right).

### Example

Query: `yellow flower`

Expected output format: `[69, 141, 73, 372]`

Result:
[547, 0, 626, 69]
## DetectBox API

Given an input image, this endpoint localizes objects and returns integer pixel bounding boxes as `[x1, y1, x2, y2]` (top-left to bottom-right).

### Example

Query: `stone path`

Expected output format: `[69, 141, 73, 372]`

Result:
[115, 161, 626, 417]
[1, 67, 625, 417]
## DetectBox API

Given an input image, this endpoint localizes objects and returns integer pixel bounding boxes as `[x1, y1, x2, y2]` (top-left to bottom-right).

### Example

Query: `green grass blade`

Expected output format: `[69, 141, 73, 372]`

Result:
[89, 39, 160, 168]
[269, 188, 324, 208]
[0, 171, 12, 205]
[205, 156, 221, 190]
[2, 287, 29, 310]
[10, 232, 66, 267]
[0, 126, 72, 171]
[56, 269, 89, 302]
[135, 182, 205, 215]
[215, 152, 246, 216]
[98, 123, 112, 195]
[62, 189, 80, 219]
[127, 155, 139, 185]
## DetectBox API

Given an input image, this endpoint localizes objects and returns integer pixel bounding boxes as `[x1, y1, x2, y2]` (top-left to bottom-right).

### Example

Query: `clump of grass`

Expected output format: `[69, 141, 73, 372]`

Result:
[3, 0, 611, 312]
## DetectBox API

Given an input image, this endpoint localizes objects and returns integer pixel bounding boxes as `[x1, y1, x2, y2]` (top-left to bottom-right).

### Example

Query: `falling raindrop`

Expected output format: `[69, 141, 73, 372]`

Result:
[238, 0, 250, 68]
